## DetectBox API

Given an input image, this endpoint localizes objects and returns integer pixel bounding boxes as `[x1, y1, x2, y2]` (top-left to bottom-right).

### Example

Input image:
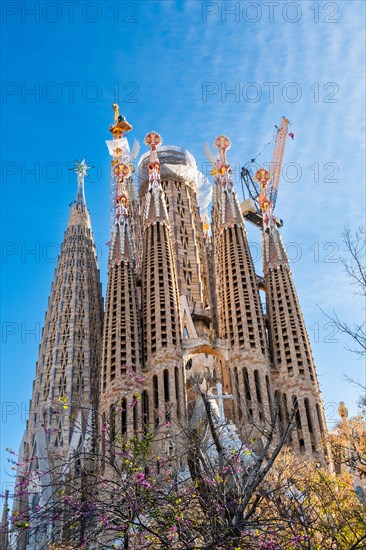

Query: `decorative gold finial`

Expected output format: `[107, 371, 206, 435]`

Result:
[109, 103, 132, 138]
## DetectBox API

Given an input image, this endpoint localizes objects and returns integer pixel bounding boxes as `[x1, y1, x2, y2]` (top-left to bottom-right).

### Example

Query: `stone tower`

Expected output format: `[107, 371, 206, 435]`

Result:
[13, 161, 103, 548]
[211, 136, 273, 436]
[138, 133, 186, 430]
[23, 160, 103, 459]
[100, 116, 142, 442]
[139, 145, 210, 314]
[263, 223, 328, 460]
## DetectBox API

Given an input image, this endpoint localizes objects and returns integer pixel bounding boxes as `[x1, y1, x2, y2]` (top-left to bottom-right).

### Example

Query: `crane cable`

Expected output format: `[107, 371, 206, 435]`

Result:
[244, 126, 277, 168]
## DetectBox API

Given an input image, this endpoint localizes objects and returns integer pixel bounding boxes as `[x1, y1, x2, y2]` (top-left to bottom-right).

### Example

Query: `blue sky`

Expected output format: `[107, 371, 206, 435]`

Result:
[1, 1, 365, 492]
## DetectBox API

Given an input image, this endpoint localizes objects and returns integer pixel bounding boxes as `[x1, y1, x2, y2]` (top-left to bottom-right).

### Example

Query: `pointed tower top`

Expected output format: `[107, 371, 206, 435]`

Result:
[68, 158, 91, 228]
[212, 135, 243, 226]
[143, 131, 169, 224]
[108, 162, 135, 267]
[73, 158, 90, 206]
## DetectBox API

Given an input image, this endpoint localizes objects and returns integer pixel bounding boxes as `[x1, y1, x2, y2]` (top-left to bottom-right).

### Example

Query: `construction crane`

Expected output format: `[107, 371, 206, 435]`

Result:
[241, 117, 290, 229]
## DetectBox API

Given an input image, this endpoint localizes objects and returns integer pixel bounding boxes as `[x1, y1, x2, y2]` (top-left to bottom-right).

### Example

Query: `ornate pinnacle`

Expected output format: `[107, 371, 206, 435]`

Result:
[114, 162, 131, 224]
[213, 135, 234, 191]
[212, 136, 243, 226]
[71, 158, 91, 209]
[143, 131, 168, 222]
[73, 158, 91, 178]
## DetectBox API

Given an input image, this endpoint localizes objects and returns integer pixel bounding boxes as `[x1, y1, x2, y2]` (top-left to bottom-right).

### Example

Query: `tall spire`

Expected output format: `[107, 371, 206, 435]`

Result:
[100, 105, 141, 438]
[263, 224, 327, 460]
[256, 146, 328, 461]
[13, 159, 104, 544]
[212, 135, 272, 433]
[23, 159, 103, 456]
[139, 132, 185, 428]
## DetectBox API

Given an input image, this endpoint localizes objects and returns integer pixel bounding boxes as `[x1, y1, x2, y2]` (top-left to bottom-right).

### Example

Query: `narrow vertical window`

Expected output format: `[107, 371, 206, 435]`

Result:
[101, 413, 106, 462]
[266, 375, 273, 420]
[142, 390, 149, 432]
[275, 390, 283, 432]
[254, 370, 262, 404]
[304, 398, 313, 434]
[292, 396, 302, 429]
[121, 398, 127, 435]
[164, 369, 170, 421]
[153, 375, 159, 428]
[110, 405, 116, 462]
[133, 403, 138, 433]
[316, 403, 324, 434]
[234, 367, 242, 419]
[243, 368, 251, 401]
[175, 367, 181, 419]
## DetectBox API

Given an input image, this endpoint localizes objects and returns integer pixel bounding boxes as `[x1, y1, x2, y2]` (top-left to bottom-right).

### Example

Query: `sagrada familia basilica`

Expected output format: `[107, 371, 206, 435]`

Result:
[7, 107, 330, 548]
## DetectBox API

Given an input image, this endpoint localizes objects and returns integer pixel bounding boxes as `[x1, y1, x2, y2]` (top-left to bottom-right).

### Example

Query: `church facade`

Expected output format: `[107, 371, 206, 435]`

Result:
[11, 111, 329, 548]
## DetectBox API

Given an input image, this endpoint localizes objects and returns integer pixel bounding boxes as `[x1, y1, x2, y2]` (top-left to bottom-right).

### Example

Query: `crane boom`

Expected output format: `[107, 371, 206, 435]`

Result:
[241, 116, 290, 229]
[269, 117, 289, 209]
